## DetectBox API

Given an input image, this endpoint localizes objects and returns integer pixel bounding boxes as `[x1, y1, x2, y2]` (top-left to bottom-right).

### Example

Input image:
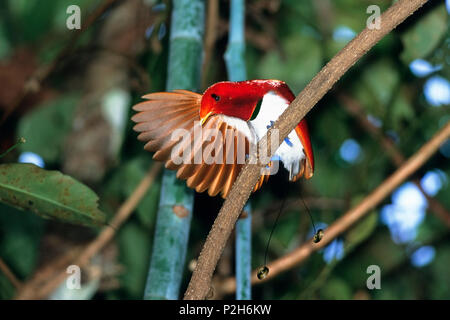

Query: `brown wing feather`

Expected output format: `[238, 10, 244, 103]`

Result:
[177, 117, 217, 180]
[132, 90, 273, 198]
[221, 132, 244, 197]
[187, 118, 226, 194]
[209, 128, 236, 196]
[205, 122, 229, 197]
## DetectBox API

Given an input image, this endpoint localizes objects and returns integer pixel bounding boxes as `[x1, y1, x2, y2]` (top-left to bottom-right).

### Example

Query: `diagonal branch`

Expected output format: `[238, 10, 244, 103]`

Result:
[338, 93, 450, 228]
[220, 122, 450, 295]
[184, 0, 430, 300]
[0, 257, 23, 290]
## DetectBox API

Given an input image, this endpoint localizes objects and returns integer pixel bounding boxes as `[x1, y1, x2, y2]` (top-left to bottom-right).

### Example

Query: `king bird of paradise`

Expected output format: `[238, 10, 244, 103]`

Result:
[131, 79, 314, 198]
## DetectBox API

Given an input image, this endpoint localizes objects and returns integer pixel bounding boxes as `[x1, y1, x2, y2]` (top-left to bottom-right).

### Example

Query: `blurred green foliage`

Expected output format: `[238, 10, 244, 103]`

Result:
[0, 0, 449, 300]
[18, 95, 79, 163]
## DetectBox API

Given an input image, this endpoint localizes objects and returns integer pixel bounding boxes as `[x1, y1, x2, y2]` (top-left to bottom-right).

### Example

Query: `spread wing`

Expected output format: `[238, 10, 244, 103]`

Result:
[132, 89, 202, 160]
[132, 90, 267, 198]
[181, 115, 254, 198]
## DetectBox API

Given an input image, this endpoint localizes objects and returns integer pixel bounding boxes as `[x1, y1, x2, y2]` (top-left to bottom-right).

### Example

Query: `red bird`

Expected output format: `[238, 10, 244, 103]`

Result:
[132, 79, 314, 198]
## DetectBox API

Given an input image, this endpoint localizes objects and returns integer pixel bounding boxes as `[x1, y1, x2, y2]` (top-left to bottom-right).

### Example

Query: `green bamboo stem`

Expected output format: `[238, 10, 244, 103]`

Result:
[235, 203, 252, 300]
[224, 0, 252, 300]
[224, 0, 247, 82]
[144, 0, 204, 300]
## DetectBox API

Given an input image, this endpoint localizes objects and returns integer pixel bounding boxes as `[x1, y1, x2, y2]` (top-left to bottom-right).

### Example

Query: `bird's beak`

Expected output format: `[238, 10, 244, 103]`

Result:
[200, 111, 213, 125]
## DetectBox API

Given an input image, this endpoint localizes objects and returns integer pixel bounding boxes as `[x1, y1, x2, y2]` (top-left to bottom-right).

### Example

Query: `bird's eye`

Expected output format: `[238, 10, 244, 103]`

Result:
[211, 93, 220, 101]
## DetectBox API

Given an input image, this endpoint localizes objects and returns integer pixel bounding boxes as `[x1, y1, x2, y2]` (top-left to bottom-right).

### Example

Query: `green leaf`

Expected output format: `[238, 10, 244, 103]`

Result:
[102, 156, 159, 228]
[430, 244, 450, 299]
[389, 86, 415, 131]
[17, 94, 79, 163]
[345, 205, 378, 250]
[118, 222, 152, 299]
[400, 3, 447, 64]
[0, 20, 12, 59]
[0, 203, 45, 298]
[372, 273, 419, 299]
[0, 204, 44, 278]
[336, 230, 405, 289]
[353, 59, 400, 116]
[120, 157, 160, 227]
[7, 0, 92, 45]
[320, 277, 352, 300]
[0, 163, 105, 227]
[257, 33, 322, 93]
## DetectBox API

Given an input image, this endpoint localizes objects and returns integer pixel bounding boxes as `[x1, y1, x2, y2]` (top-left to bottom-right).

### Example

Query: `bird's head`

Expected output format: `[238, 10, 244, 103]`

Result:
[200, 80, 291, 124]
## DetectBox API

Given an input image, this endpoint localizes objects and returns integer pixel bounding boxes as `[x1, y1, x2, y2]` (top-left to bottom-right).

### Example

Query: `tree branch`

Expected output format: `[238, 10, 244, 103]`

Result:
[184, 0, 430, 300]
[338, 93, 450, 228]
[0, 257, 23, 290]
[220, 121, 450, 295]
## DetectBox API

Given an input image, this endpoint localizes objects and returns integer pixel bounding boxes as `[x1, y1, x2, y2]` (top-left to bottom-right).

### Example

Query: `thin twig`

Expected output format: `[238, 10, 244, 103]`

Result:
[0, 257, 23, 290]
[220, 122, 450, 295]
[16, 162, 162, 299]
[338, 93, 450, 228]
[14, 247, 83, 299]
[184, 0, 430, 300]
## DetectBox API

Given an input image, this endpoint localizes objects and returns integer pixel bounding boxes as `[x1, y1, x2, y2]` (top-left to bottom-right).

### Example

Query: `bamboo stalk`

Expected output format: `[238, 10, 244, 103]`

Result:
[225, 0, 252, 300]
[224, 0, 251, 300]
[235, 203, 252, 300]
[225, 0, 247, 82]
[143, 0, 205, 300]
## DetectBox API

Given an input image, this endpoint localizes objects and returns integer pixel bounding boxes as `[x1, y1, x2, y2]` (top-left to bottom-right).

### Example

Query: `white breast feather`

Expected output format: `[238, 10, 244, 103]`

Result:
[219, 114, 257, 145]
[249, 91, 305, 177]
